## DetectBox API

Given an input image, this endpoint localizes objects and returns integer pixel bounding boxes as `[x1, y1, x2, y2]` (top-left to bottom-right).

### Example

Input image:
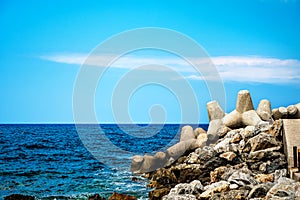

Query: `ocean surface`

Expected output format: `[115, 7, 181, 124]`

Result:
[0, 124, 208, 199]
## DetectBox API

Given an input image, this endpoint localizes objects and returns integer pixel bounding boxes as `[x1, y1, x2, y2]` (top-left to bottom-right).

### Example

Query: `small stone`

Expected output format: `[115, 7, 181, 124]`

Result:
[229, 184, 239, 189]
[200, 181, 230, 198]
[254, 174, 274, 183]
[220, 152, 237, 161]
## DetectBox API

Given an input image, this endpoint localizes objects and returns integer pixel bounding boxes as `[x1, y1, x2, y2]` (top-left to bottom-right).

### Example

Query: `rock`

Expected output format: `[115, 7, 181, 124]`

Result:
[228, 171, 257, 188]
[295, 103, 300, 118]
[130, 155, 144, 172]
[230, 132, 242, 143]
[207, 119, 223, 143]
[278, 107, 288, 118]
[220, 152, 237, 161]
[162, 194, 196, 200]
[254, 174, 274, 183]
[166, 139, 195, 160]
[236, 90, 254, 113]
[287, 105, 298, 116]
[149, 188, 171, 200]
[210, 190, 249, 200]
[88, 194, 106, 200]
[248, 183, 274, 199]
[4, 194, 35, 200]
[200, 181, 230, 198]
[139, 155, 160, 173]
[272, 108, 281, 120]
[207, 100, 225, 121]
[216, 125, 231, 138]
[180, 125, 195, 142]
[210, 166, 227, 183]
[257, 99, 272, 121]
[164, 180, 203, 198]
[214, 138, 231, 153]
[265, 177, 297, 199]
[194, 127, 206, 138]
[242, 133, 281, 153]
[190, 133, 207, 150]
[148, 168, 177, 188]
[242, 110, 262, 126]
[240, 126, 255, 139]
[223, 110, 242, 128]
[186, 152, 199, 164]
[273, 169, 287, 181]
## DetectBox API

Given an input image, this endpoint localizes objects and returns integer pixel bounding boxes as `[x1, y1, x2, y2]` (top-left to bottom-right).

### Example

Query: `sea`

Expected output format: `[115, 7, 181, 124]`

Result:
[0, 124, 208, 200]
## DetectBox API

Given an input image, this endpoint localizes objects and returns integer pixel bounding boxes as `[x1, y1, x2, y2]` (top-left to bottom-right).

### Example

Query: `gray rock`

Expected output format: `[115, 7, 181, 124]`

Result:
[130, 155, 144, 172]
[236, 90, 254, 113]
[213, 138, 231, 153]
[200, 181, 230, 198]
[273, 169, 287, 182]
[166, 139, 195, 160]
[257, 99, 272, 121]
[266, 177, 296, 199]
[167, 180, 203, 196]
[248, 183, 274, 199]
[180, 125, 195, 142]
[206, 100, 225, 121]
[228, 171, 257, 188]
[139, 155, 158, 173]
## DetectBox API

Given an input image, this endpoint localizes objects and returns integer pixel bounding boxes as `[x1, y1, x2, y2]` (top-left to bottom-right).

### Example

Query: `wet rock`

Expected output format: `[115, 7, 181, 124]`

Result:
[257, 99, 272, 121]
[4, 194, 35, 200]
[180, 125, 196, 142]
[200, 181, 230, 199]
[88, 194, 106, 200]
[149, 187, 171, 200]
[108, 192, 136, 200]
[207, 100, 225, 121]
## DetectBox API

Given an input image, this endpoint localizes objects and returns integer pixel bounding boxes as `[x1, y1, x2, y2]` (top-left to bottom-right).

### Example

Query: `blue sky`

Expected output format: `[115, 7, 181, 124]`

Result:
[0, 0, 300, 123]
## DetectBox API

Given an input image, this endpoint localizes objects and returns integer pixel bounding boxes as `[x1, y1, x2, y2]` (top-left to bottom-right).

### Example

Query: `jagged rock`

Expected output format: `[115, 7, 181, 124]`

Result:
[257, 99, 272, 121]
[194, 127, 206, 138]
[254, 174, 274, 183]
[148, 168, 177, 188]
[163, 180, 203, 199]
[265, 177, 297, 199]
[149, 187, 171, 200]
[207, 100, 225, 121]
[210, 190, 249, 200]
[166, 139, 195, 160]
[242, 133, 281, 153]
[287, 105, 297, 116]
[273, 169, 287, 181]
[214, 138, 231, 153]
[223, 110, 242, 128]
[180, 126, 195, 142]
[210, 166, 227, 183]
[186, 152, 199, 164]
[4, 194, 35, 200]
[240, 126, 255, 139]
[236, 90, 254, 113]
[248, 183, 274, 199]
[220, 152, 237, 161]
[195, 146, 216, 165]
[217, 125, 232, 138]
[228, 171, 257, 188]
[256, 121, 271, 132]
[268, 119, 283, 137]
[207, 119, 223, 143]
[108, 192, 136, 200]
[200, 181, 230, 198]
[230, 132, 242, 143]
[130, 155, 144, 172]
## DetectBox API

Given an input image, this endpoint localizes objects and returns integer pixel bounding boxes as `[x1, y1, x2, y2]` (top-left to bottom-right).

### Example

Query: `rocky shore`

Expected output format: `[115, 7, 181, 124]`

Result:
[131, 90, 300, 200]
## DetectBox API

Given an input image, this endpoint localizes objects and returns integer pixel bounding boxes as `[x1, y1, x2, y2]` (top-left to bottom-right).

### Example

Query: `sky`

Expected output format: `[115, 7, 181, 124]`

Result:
[0, 0, 300, 124]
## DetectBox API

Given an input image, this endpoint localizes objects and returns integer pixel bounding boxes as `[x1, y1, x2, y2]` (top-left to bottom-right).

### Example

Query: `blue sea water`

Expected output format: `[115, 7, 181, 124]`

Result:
[0, 124, 208, 199]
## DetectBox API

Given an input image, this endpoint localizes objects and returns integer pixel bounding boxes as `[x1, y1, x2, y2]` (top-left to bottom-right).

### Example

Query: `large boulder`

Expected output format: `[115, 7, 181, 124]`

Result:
[206, 100, 225, 121]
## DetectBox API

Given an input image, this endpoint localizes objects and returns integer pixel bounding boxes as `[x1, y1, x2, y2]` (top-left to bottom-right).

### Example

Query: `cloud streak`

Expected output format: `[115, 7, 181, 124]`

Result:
[40, 53, 300, 84]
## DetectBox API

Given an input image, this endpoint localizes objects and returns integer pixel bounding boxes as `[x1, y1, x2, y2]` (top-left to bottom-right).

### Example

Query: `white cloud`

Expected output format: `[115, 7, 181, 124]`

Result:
[40, 53, 300, 84]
